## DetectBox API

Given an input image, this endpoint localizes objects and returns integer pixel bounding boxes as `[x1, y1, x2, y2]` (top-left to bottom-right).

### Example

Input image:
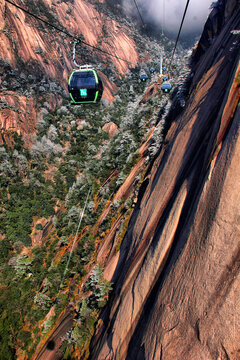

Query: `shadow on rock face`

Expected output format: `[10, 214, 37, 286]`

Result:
[46, 340, 55, 351]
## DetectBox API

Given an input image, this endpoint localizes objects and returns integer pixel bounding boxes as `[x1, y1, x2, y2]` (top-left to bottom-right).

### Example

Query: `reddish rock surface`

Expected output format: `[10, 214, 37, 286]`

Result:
[0, 0, 4, 30]
[102, 121, 118, 138]
[0, 92, 36, 144]
[33, 308, 73, 360]
[89, 1, 240, 359]
[139, 81, 161, 105]
[0, 0, 138, 141]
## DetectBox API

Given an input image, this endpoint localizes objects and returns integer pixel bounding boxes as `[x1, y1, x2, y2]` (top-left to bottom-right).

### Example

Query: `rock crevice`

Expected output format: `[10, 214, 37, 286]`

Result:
[89, 1, 240, 359]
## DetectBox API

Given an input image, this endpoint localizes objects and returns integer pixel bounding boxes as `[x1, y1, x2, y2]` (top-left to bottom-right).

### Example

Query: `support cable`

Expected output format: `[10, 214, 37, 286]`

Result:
[73, 40, 80, 68]
[59, 187, 91, 289]
[169, 0, 190, 67]
[132, 0, 145, 27]
[5, 0, 134, 65]
[162, 0, 165, 36]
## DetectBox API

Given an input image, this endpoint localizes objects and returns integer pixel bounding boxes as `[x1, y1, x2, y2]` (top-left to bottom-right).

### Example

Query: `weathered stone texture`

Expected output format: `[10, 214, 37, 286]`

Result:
[90, 1, 240, 359]
[0, 0, 5, 30]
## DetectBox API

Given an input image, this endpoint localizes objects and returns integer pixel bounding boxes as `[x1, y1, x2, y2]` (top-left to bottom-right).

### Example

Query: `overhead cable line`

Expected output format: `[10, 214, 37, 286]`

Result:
[169, 0, 190, 67]
[132, 0, 145, 27]
[59, 187, 91, 290]
[162, 0, 165, 35]
[5, 0, 135, 65]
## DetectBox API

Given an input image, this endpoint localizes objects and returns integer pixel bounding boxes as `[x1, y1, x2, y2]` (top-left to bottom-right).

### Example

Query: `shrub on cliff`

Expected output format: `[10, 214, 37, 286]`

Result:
[85, 264, 112, 308]
[31, 136, 63, 159]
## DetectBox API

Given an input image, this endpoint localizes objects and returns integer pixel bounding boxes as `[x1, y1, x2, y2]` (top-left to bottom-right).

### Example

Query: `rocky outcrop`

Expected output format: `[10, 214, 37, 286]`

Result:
[0, 0, 5, 30]
[89, 1, 240, 359]
[1, 0, 138, 78]
[0, 0, 139, 140]
[191, 0, 239, 64]
[102, 121, 118, 138]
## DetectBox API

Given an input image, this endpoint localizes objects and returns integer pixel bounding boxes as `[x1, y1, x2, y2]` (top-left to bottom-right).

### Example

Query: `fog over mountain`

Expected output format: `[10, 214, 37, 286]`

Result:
[122, 0, 213, 38]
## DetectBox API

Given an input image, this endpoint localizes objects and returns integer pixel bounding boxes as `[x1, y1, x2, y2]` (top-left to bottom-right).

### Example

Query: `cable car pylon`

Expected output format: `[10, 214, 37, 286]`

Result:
[159, 55, 172, 94]
[160, 55, 163, 75]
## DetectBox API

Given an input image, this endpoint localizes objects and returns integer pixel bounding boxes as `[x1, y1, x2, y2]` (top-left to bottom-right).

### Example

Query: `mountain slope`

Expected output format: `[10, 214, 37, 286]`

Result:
[2, 0, 239, 359]
[0, 0, 139, 141]
[0, 1, 190, 359]
[89, 1, 240, 359]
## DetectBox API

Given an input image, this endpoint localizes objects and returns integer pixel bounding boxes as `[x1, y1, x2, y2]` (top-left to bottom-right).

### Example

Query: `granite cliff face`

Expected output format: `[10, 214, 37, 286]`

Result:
[89, 1, 240, 359]
[0, 0, 138, 142]
[0, 0, 239, 359]
[1, 2, 187, 359]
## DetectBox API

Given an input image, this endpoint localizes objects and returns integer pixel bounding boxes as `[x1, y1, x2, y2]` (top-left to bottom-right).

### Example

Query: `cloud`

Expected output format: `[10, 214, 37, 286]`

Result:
[122, 0, 213, 37]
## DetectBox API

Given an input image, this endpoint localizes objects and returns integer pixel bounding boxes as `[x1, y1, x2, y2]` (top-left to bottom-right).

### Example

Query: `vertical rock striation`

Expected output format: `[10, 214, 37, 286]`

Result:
[0, 0, 5, 30]
[90, 1, 240, 359]
[0, 0, 139, 141]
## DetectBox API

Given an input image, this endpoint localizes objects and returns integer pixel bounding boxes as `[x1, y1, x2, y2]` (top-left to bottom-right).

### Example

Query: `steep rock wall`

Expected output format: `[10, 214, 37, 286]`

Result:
[0, 0, 4, 30]
[0, 0, 139, 140]
[0, 0, 138, 79]
[90, 1, 240, 359]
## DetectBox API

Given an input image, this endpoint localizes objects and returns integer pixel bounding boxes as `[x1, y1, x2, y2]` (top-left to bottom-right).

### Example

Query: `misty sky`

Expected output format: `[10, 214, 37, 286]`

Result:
[122, 0, 213, 37]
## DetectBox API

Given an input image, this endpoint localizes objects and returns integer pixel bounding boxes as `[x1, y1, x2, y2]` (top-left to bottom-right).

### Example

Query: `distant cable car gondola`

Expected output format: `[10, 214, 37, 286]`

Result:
[140, 73, 148, 82]
[162, 75, 168, 81]
[68, 65, 103, 104]
[150, 67, 156, 73]
[161, 82, 171, 93]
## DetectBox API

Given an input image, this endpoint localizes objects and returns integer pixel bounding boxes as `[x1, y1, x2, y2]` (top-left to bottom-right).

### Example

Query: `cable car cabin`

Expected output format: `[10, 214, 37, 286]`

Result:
[162, 75, 168, 81]
[150, 67, 156, 73]
[68, 68, 103, 104]
[161, 82, 171, 93]
[140, 73, 148, 82]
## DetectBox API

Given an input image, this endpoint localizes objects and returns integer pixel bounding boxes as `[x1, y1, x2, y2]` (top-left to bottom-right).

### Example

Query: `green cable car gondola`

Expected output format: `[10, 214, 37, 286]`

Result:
[68, 65, 103, 104]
